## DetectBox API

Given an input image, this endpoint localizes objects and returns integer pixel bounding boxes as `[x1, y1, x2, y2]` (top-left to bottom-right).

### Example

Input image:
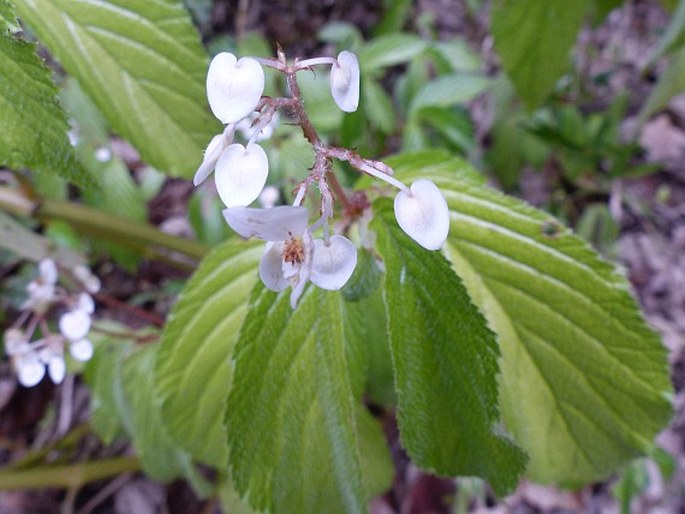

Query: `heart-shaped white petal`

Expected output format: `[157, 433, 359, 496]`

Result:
[70, 339, 94, 362]
[215, 143, 269, 208]
[193, 127, 234, 186]
[206, 52, 265, 123]
[48, 356, 66, 384]
[259, 242, 290, 292]
[59, 309, 91, 341]
[77, 292, 95, 315]
[394, 179, 450, 251]
[330, 51, 360, 113]
[16, 354, 45, 387]
[223, 205, 309, 241]
[311, 236, 358, 290]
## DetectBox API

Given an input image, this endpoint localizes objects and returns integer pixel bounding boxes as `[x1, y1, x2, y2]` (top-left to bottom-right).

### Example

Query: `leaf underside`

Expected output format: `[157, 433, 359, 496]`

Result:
[387, 154, 672, 486]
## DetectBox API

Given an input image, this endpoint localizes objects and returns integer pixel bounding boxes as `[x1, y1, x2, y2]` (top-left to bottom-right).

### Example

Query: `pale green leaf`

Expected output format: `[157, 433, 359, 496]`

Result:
[409, 73, 491, 115]
[13, 0, 216, 177]
[155, 240, 262, 468]
[359, 33, 427, 73]
[388, 154, 673, 486]
[124, 343, 212, 495]
[226, 286, 369, 514]
[491, 0, 591, 108]
[0, 0, 16, 26]
[363, 79, 395, 135]
[637, 47, 685, 126]
[646, 0, 685, 64]
[373, 201, 527, 495]
[83, 336, 133, 444]
[0, 31, 86, 185]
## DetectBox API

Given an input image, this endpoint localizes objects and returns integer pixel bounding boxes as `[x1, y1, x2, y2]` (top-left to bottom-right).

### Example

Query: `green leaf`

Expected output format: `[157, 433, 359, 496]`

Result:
[155, 240, 262, 468]
[0, 0, 16, 26]
[359, 33, 427, 73]
[637, 47, 685, 126]
[646, 0, 685, 64]
[373, 201, 526, 495]
[415, 106, 474, 155]
[226, 286, 369, 514]
[409, 73, 491, 115]
[388, 154, 673, 486]
[13, 0, 216, 178]
[363, 79, 396, 135]
[0, 31, 86, 185]
[124, 343, 211, 495]
[491, 0, 591, 108]
[83, 336, 133, 444]
[593, 0, 624, 22]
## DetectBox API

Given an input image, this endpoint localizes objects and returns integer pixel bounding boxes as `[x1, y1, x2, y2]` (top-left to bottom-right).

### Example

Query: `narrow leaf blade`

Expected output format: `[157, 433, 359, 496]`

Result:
[491, 0, 590, 108]
[373, 200, 527, 495]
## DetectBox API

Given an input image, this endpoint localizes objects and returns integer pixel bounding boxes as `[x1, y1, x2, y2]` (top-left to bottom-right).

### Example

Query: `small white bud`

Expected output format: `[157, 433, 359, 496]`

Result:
[47, 356, 66, 384]
[73, 265, 101, 294]
[330, 51, 360, 113]
[59, 310, 91, 341]
[69, 339, 94, 362]
[16, 353, 45, 387]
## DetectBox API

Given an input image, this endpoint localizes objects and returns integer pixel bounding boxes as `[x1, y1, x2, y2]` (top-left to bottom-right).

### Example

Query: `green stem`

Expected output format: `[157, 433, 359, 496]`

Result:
[0, 186, 210, 269]
[0, 456, 139, 490]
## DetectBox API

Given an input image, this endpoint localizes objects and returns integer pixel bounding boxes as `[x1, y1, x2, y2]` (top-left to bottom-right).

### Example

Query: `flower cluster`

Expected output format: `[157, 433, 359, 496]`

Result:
[4, 259, 99, 387]
[193, 49, 450, 307]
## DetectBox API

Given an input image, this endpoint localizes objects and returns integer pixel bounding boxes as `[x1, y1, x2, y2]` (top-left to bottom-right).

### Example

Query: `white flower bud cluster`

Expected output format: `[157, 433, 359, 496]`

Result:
[4, 259, 99, 387]
[192, 49, 450, 306]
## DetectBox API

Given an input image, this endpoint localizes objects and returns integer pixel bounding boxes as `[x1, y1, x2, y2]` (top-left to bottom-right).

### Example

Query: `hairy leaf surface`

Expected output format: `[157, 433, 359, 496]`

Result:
[373, 201, 527, 495]
[13, 0, 216, 177]
[0, 31, 85, 184]
[388, 154, 672, 485]
[226, 286, 391, 514]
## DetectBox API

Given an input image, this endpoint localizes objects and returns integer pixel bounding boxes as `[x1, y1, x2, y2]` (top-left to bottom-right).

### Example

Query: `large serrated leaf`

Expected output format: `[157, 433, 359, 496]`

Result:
[387, 154, 672, 486]
[0, 31, 86, 185]
[491, 0, 591, 108]
[13, 0, 216, 177]
[226, 285, 379, 514]
[373, 201, 527, 495]
[155, 240, 262, 468]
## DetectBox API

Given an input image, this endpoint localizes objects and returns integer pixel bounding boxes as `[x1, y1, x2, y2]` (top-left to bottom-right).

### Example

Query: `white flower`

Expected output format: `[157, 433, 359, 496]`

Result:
[223, 206, 358, 307]
[330, 51, 360, 113]
[15, 351, 45, 387]
[23, 259, 58, 313]
[215, 143, 269, 208]
[69, 338, 94, 362]
[394, 179, 450, 250]
[59, 308, 91, 342]
[206, 52, 265, 124]
[73, 265, 101, 294]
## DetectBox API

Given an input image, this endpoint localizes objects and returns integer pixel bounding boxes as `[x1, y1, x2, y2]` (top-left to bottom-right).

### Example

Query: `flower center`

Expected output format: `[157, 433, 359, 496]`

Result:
[283, 237, 305, 264]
